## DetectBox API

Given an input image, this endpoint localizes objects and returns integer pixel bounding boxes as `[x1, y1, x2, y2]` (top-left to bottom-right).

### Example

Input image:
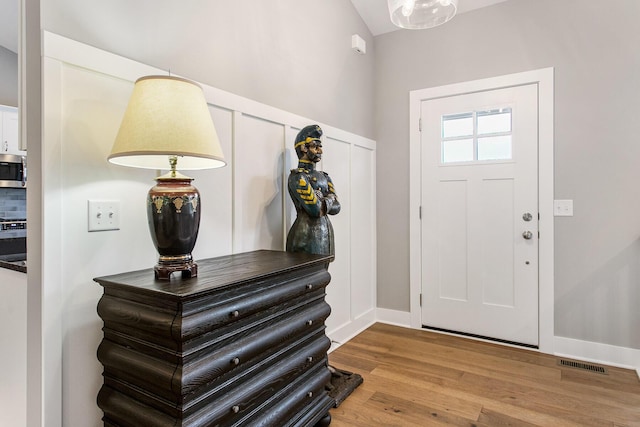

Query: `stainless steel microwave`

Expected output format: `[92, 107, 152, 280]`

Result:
[0, 154, 26, 188]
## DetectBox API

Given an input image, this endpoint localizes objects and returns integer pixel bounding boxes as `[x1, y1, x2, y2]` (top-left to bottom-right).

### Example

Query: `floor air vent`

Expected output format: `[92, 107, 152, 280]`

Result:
[558, 359, 608, 374]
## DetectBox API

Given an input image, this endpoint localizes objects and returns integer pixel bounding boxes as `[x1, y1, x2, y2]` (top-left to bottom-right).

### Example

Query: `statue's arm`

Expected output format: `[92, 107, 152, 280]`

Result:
[324, 174, 341, 215]
[289, 173, 324, 217]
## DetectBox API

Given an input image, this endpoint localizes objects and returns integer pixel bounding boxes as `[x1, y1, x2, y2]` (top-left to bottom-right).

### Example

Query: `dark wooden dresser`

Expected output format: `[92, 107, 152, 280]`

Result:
[94, 250, 334, 426]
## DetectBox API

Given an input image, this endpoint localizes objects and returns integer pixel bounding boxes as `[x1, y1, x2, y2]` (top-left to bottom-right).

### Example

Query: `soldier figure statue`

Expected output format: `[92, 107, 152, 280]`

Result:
[286, 124, 341, 256]
[286, 124, 361, 409]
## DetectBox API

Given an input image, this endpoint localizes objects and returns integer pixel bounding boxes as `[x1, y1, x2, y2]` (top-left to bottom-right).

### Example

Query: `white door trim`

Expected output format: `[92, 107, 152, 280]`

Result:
[409, 68, 555, 354]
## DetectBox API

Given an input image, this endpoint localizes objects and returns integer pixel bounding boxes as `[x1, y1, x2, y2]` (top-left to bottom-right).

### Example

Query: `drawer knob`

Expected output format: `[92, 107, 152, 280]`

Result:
[307, 391, 313, 398]
[231, 357, 240, 365]
[231, 405, 240, 414]
[306, 320, 313, 326]
[230, 310, 239, 318]
[307, 356, 313, 363]
[306, 284, 313, 290]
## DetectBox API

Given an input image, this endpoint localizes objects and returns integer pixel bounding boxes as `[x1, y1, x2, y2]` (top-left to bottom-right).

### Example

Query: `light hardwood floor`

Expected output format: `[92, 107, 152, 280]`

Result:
[328, 323, 640, 426]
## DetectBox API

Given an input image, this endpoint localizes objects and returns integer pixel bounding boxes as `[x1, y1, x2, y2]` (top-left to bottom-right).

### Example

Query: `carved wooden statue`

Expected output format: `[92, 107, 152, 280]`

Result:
[286, 125, 362, 409]
[286, 125, 341, 256]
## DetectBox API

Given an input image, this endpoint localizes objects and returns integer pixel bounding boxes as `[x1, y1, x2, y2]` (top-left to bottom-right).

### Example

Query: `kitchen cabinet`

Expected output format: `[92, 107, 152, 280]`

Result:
[0, 266, 27, 426]
[1, 105, 23, 155]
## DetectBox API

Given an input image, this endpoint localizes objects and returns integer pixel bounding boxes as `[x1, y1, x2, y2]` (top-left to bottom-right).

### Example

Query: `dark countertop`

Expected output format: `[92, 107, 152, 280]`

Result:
[0, 259, 26, 273]
[0, 253, 26, 273]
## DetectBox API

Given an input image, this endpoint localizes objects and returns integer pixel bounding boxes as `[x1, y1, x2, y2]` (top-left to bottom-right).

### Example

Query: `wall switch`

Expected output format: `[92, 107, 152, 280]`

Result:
[88, 200, 120, 231]
[553, 199, 574, 217]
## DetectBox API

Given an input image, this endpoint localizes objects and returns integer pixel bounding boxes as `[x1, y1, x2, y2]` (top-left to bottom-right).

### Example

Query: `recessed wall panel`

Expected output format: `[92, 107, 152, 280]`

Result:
[481, 178, 515, 307]
[234, 115, 285, 252]
[437, 180, 468, 301]
[321, 137, 352, 331]
[191, 105, 234, 259]
[350, 145, 375, 319]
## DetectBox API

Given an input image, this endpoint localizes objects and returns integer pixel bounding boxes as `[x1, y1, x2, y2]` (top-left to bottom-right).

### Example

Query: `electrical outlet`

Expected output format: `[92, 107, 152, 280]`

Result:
[553, 199, 574, 217]
[88, 200, 120, 231]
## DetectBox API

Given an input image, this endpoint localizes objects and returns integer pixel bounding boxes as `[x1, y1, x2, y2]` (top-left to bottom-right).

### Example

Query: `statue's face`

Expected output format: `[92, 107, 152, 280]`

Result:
[304, 141, 323, 163]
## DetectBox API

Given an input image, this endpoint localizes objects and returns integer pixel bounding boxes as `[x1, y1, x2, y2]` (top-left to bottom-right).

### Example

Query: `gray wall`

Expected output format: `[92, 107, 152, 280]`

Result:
[375, 0, 640, 349]
[0, 46, 18, 107]
[38, 0, 640, 350]
[41, 0, 375, 139]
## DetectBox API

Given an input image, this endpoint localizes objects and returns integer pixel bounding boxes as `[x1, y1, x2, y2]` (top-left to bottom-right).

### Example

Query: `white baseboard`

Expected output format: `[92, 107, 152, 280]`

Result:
[554, 336, 640, 379]
[327, 308, 376, 353]
[330, 308, 640, 380]
[376, 308, 411, 328]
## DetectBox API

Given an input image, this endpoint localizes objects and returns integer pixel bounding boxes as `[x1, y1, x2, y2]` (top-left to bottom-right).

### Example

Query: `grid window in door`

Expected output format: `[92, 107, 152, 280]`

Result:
[441, 108, 512, 164]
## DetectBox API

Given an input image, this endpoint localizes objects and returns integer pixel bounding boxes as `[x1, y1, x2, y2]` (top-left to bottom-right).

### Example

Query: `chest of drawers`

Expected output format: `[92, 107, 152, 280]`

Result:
[94, 250, 334, 426]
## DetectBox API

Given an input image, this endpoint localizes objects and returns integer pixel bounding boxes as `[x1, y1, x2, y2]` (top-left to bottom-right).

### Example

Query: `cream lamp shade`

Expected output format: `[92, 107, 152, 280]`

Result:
[109, 75, 226, 170]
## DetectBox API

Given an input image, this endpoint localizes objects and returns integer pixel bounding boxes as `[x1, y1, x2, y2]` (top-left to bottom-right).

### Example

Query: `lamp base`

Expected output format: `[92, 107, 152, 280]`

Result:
[154, 257, 198, 280]
[147, 171, 202, 281]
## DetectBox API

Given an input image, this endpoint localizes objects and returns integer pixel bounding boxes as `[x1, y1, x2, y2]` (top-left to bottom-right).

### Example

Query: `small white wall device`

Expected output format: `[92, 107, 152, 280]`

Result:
[351, 34, 366, 54]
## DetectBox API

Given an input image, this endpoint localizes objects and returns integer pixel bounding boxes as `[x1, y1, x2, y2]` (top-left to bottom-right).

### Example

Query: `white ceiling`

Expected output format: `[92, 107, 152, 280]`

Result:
[351, 0, 511, 36]
[0, 0, 512, 53]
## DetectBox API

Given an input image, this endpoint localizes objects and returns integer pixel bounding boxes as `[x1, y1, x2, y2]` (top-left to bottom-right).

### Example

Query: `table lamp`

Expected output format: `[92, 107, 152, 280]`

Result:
[109, 75, 226, 280]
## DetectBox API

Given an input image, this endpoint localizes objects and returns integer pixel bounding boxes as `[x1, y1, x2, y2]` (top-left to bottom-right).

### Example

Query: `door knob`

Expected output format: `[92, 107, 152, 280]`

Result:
[522, 231, 533, 240]
[522, 212, 533, 221]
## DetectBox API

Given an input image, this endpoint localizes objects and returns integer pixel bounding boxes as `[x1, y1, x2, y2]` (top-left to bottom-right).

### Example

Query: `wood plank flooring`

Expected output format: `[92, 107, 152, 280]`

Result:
[328, 323, 640, 426]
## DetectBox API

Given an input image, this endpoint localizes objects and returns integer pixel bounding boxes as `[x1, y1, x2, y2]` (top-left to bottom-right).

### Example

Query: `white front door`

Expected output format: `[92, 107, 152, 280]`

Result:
[420, 84, 539, 347]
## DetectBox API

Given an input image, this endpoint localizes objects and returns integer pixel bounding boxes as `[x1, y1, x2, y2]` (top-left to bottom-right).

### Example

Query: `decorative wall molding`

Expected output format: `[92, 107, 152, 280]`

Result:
[41, 31, 377, 426]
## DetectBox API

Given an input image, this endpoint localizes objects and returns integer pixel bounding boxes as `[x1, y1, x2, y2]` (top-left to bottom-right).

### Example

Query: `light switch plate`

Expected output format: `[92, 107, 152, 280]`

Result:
[88, 200, 120, 231]
[554, 199, 573, 217]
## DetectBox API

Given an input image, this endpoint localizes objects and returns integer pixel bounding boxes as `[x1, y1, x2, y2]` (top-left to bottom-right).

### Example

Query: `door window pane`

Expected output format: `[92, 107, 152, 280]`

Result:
[477, 108, 511, 135]
[442, 112, 473, 138]
[441, 107, 513, 164]
[478, 135, 512, 161]
[443, 139, 474, 163]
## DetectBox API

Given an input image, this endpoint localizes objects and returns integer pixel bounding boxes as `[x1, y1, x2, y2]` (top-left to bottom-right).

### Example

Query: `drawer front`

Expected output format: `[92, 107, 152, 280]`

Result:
[101, 286, 325, 363]
[99, 332, 331, 427]
[183, 334, 331, 427]
[98, 299, 331, 404]
[182, 287, 326, 357]
[239, 363, 333, 427]
[97, 267, 330, 350]
[177, 267, 330, 341]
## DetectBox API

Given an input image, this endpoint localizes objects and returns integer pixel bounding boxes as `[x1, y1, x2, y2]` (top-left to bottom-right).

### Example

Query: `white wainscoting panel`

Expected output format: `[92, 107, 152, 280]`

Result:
[191, 105, 234, 260]
[41, 31, 377, 426]
[322, 137, 353, 335]
[350, 145, 376, 319]
[233, 114, 286, 252]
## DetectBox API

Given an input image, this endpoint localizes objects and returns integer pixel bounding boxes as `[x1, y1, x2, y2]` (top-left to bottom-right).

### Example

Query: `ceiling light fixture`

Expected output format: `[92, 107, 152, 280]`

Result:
[388, 0, 458, 29]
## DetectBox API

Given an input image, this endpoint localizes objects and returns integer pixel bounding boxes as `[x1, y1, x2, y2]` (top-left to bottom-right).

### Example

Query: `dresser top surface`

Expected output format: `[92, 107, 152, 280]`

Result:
[93, 250, 333, 298]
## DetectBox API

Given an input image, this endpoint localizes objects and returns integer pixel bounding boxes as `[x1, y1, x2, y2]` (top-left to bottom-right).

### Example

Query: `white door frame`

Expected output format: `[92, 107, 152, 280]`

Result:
[409, 68, 555, 354]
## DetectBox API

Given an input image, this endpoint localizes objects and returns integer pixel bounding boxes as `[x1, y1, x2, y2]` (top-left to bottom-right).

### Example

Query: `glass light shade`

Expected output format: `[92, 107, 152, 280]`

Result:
[388, 0, 458, 30]
[109, 75, 226, 170]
